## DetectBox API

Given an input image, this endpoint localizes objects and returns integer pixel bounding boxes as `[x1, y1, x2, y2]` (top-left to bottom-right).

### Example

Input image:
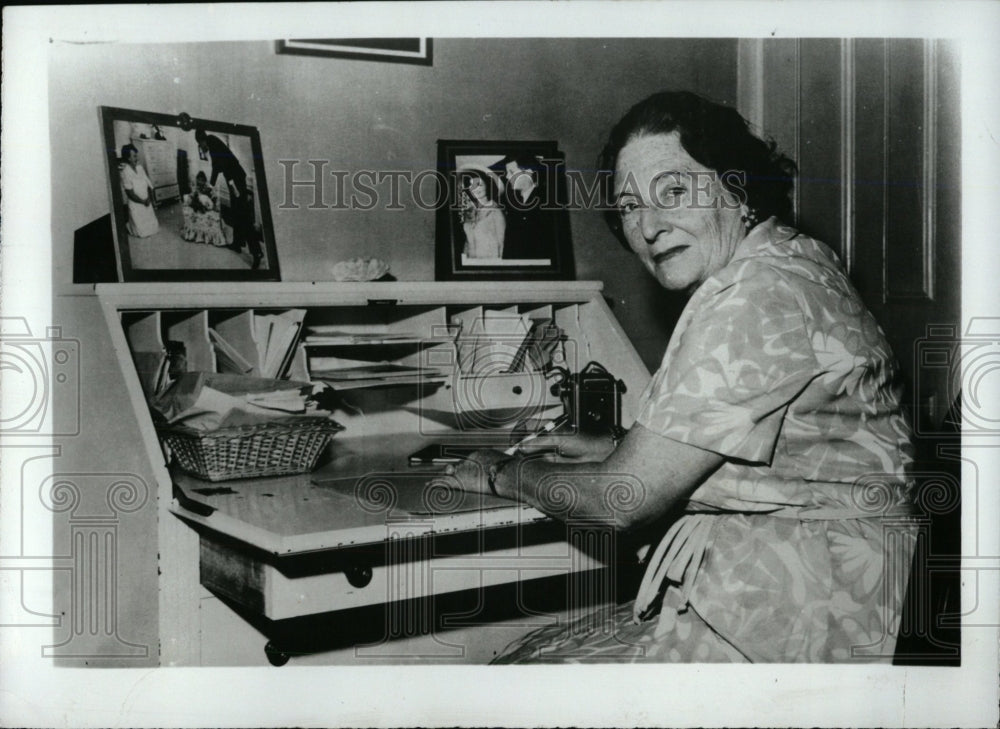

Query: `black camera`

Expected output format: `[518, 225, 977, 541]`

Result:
[551, 361, 627, 437]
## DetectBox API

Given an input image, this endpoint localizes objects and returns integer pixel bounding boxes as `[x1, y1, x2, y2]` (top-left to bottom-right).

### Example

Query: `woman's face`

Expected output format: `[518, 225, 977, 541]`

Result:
[466, 176, 487, 203]
[614, 132, 746, 293]
[126, 149, 138, 166]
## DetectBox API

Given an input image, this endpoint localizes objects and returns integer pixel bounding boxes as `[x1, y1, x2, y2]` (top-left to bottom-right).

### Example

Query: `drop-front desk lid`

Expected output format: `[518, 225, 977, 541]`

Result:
[169, 433, 551, 557]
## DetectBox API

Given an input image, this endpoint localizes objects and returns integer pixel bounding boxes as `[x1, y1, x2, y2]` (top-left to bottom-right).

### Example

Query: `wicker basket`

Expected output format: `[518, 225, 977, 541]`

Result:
[159, 416, 344, 482]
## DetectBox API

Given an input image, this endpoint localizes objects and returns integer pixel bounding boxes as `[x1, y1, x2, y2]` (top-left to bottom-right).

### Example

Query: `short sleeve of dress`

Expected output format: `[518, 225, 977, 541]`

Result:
[636, 262, 821, 464]
[121, 165, 136, 191]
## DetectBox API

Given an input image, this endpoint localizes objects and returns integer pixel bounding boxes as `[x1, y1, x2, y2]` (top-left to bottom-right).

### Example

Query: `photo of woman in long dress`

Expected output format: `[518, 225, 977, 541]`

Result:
[120, 143, 159, 238]
[458, 166, 506, 261]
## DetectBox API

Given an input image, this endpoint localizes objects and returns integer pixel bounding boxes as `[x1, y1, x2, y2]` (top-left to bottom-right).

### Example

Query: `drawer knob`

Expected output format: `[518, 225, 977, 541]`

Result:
[345, 565, 373, 588]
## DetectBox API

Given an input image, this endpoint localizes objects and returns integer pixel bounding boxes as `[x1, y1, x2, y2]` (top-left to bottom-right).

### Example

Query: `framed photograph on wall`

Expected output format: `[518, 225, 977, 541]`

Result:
[99, 106, 280, 281]
[435, 139, 575, 281]
[276, 38, 433, 66]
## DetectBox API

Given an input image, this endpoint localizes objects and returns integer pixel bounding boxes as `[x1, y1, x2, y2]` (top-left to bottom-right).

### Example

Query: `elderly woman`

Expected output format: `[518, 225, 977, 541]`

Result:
[120, 144, 159, 238]
[453, 91, 917, 663]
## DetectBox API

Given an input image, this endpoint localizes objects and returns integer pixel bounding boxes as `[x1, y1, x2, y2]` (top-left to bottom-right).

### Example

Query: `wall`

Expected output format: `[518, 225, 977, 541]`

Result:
[50, 38, 738, 370]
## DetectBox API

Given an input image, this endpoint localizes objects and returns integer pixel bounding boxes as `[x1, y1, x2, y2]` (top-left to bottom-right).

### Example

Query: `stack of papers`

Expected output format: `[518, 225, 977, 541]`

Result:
[304, 332, 429, 346]
[152, 373, 329, 430]
[505, 318, 562, 373]
[303, 325, 459, 348]
[456, 311, 563, 375]
[209, 329, 255, 375]
[255, 309, 306, 379]
[310, 363, 448, 390]
[132, 349, 171, 398]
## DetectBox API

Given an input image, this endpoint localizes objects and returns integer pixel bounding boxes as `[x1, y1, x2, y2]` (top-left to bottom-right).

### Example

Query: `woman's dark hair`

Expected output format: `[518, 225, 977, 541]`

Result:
[120, 143, 138, 161]
[460, 169, 500, 206]
[599, 91, 797, 248]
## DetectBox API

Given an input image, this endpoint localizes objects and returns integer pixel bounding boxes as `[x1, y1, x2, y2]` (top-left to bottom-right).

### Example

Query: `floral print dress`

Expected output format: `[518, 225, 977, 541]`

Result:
[496, 218, 918, 664]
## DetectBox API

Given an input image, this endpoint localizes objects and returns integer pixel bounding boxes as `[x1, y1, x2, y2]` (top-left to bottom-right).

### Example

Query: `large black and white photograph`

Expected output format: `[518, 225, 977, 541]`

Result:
[101, 106, 280, 280]
[1, 3, 998, 728]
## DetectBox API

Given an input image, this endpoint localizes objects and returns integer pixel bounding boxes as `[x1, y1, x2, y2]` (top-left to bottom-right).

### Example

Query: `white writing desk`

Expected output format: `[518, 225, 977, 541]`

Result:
[96, 281, 650, 664]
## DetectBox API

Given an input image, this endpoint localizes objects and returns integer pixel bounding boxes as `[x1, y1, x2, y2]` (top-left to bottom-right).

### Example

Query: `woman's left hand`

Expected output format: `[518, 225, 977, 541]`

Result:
[446, 449, 511, 495]
[520, 430, 618, 463]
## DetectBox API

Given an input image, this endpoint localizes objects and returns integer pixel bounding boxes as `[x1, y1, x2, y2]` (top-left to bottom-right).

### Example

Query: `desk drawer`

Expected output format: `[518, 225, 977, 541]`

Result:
[200, 527, 607, 621]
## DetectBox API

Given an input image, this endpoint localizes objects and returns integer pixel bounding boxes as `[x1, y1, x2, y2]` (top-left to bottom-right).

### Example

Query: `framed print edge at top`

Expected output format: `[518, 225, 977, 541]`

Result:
[275, 38, 433, 66]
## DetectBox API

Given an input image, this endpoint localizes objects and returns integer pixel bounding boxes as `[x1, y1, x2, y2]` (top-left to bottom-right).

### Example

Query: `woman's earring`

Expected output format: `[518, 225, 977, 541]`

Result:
[741, 207, 759, 229]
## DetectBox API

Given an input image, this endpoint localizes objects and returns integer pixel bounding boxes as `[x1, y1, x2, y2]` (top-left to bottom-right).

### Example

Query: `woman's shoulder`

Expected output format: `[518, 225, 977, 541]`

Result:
[758, 222, 843, 271]
[714, 224, 847, 294]
[707, 254, 807, 300]
[691, 225, 874, 352]
[694, 252, 840, 328]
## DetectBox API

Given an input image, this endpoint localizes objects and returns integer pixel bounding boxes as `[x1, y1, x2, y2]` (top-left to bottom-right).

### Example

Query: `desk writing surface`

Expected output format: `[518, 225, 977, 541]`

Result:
[170, 432, 551, 555]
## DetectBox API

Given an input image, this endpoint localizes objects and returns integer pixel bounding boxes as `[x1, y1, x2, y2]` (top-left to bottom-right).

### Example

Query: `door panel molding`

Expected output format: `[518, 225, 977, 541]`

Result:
[739, 38, 959, 426]
[841, 38, 857, 274]
[885, 39, 936, 303]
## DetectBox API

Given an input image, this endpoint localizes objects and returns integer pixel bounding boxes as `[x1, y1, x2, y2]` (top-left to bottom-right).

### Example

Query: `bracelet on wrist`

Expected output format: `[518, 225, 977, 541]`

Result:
[487, 457, 515, 497]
